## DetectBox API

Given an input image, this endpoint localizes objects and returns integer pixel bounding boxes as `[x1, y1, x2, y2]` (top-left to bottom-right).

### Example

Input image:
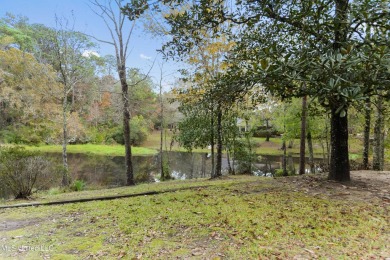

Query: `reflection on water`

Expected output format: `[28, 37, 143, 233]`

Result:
[0, 151, 324, 199]
[64, 152, 213, 187]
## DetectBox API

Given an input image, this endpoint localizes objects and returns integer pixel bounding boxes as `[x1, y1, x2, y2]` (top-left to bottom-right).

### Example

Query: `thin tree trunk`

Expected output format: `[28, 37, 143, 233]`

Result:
[307, 130, 315, 174]
[325, 117, 330, 166]
[362, 98, 371, 169]
[90, 0, 136, 185]
[265, 119, 270, 141]
[226, 147, 233, 174]
[215, 106, 223, 177]
[210, 106, 215, 178]
[245, 119, 252, 174]
[119, 64, 134, 186]
[159, 77, 166, 180]
[299, 95, 307, 175]
[282, 105, 288, 176]
[61, 96, 70, 187]
[328, 105, 350, 181]
[282, 139, 288, 176]
[373, 95, 384, 171]
[201, 153, 206, 177]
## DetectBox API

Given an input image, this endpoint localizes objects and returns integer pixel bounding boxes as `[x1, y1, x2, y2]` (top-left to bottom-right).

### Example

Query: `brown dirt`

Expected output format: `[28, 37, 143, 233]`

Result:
[0, 218, 43, 232]
[277, 170, 390, 204]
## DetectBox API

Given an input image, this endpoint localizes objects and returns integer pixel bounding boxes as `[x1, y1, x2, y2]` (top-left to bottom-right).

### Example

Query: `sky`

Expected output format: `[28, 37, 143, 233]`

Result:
[0, 0, 179, 90]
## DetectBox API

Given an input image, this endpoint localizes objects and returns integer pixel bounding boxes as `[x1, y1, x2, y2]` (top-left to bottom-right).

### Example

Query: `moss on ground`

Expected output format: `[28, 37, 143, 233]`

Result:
[0, 176, 388, 259]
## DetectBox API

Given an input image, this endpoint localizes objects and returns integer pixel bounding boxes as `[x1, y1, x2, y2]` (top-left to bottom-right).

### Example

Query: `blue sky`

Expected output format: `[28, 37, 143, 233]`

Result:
[0, 0, 179, 89]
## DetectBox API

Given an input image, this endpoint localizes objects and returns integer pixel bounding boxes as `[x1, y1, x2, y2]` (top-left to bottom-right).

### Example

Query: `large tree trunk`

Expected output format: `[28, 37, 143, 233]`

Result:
[299, 95, 307, 175]
[362, 98, 371, 170]
[215, 107, 223, 177]
[373, 95, 384, 171]
[119, 65, 134, 186]
[327, 0, 350, 181]
[328, 105, 350, 181]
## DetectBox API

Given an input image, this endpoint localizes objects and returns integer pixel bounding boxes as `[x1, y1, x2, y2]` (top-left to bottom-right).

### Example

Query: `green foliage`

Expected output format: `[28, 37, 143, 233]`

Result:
[160, 154, 172, 181]
[0, 126, 47, 145]
[233, 139, 257, 174]
[175, 110, 211, 151]
[110, 115, 151, 146]
[71, 180, 86, 192]
[252, 127, 279, 138]
[0, 16, 34, 51]
[87, 127, 106, 144]
[0, 146, 60, 199]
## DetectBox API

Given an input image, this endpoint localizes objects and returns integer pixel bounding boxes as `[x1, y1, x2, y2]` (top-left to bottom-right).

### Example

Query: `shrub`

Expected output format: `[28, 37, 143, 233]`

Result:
[0, 147, 60, 199]
[70, 180, 86, 192]
[233, 140, 257, 174]
[110, 115, 151, 146]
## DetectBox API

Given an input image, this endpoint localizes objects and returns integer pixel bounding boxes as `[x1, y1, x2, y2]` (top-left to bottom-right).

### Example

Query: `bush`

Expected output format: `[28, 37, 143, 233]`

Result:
[70, 180, 86, 192]
[0, 147, 60, 199]
[110, 115, 151, 146]
[252, 127, 280, 138]
[233, 140, 257, 174]
[0, 128, 40, 144]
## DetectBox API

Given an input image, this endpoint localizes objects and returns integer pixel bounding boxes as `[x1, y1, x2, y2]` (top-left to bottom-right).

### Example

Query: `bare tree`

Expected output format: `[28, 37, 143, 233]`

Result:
[90, 0, 136, 185]
[48, 17, 94, 186]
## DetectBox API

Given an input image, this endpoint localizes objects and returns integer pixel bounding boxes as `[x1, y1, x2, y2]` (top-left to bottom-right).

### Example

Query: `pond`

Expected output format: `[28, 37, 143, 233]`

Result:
[0, 151, 323, 199]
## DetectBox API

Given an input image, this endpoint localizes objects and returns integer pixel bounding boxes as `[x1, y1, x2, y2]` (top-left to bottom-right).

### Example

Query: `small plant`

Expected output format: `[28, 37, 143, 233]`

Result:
[47, 187, 63, 195]
[71, 180, 86, 192]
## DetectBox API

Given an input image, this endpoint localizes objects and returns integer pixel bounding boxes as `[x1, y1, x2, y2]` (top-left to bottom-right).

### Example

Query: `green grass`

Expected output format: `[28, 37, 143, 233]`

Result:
[0, 176, 388, 259]
[25, 144, 157, 156]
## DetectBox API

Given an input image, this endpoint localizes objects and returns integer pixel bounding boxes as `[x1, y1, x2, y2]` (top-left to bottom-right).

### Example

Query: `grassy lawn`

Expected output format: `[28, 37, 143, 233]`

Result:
[143, 131, 365, 159]
[19, 131, 383, 161]
[25, 144, 157, 156]
[0, 176, 388, 259]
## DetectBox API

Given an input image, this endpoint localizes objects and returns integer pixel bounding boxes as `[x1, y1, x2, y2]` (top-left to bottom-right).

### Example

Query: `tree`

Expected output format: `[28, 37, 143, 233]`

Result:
[0, 48, 61, 144]
[90, 0, 137, 185]
[156, 0, 389, 181]
[362, 98, 372, 170]
[299, 94, 308, 175]
[373, 95, 386, 170]
[46, 18, 95, 186]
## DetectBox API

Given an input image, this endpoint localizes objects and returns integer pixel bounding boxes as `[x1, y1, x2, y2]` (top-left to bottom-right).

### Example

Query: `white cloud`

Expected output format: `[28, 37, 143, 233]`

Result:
[140, 53, 151, 60]
[82, 50, 100, 58]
